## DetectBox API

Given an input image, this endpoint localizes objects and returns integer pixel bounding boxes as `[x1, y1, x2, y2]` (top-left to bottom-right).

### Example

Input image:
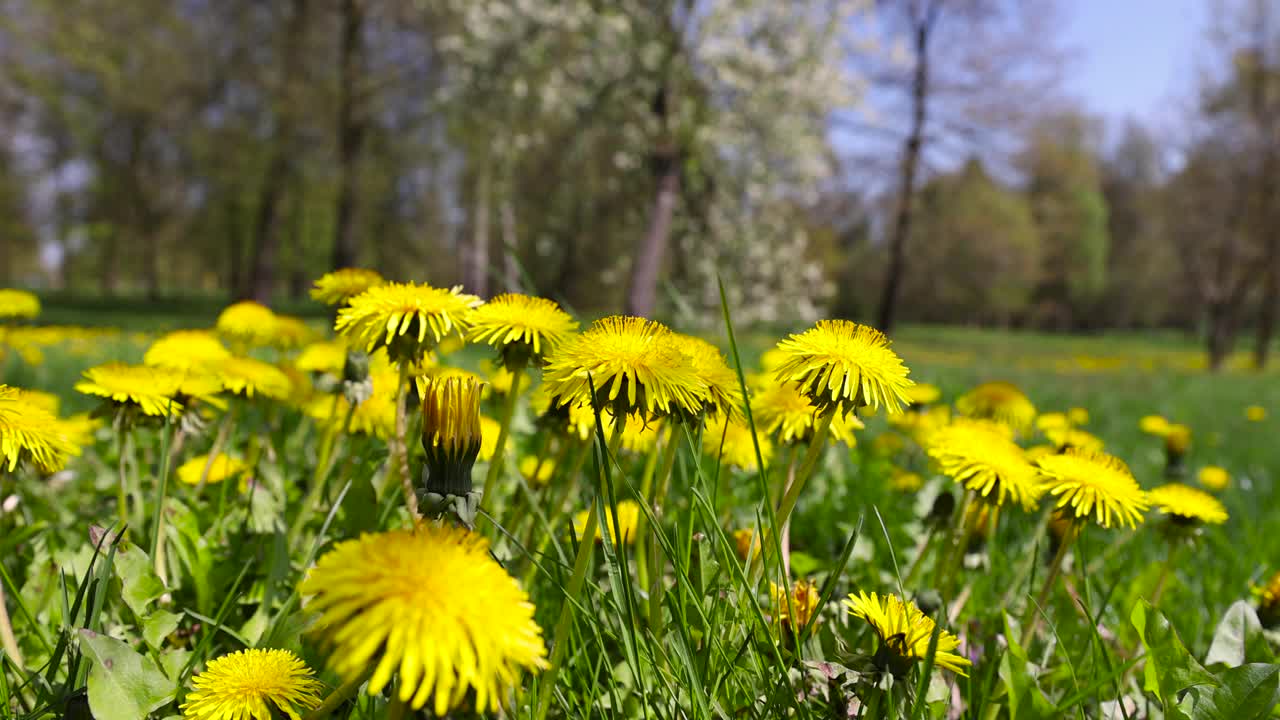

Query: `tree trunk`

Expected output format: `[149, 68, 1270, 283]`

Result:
[1207, 300, 1237, 371]
[467, 166, 491, 296]
[1256, 263, 1277, 369]
[227, 194, 244, 296]
[245, 0, 309, 302]
[330, 0, 366, 271]
[501, 197, 520, 293]
[626, 148, 679, 317]
[876, 21, 931, 333]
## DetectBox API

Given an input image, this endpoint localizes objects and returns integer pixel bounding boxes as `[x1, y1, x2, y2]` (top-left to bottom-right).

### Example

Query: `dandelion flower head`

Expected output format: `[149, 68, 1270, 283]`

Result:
[311, 268, 385, 307]
[1148, 483, 1228, 525]
[336, 281, 481, 362]
[1036, 449, 1149, 529]
[843, 591, 970, 676]
[955, 381, 1036, 433]
[180, 647, 322, 720]
[772, 320, 913, 414]
[0, 385, 79, 472]
[216, 301, 277, 347]
[466, 293, 578, 367]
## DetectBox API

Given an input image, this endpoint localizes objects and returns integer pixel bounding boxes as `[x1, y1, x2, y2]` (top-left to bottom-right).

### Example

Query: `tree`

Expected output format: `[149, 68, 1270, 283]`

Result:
[860, 0, 1066, 332]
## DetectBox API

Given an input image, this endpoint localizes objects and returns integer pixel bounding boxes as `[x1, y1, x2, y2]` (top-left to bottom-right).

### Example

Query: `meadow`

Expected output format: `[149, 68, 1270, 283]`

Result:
[2, 279, 1280, 720]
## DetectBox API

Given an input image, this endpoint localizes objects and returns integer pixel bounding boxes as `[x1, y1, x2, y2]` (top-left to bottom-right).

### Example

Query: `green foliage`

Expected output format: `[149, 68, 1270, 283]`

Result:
[78, 630, 173, 720]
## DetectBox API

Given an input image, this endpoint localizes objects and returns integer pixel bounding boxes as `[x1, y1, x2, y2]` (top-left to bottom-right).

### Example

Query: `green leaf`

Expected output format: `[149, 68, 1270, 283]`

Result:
[113, 543, 165, 619]
[1205, 601, 1268, 669]
[1187, 663, 1280, 720]
[142, 610, 182, 651]
[78, 629, 174, 720]
[1131, 600, 1218, 712]
[160, 648, 192, 683]
[999, 614, 1055, 720]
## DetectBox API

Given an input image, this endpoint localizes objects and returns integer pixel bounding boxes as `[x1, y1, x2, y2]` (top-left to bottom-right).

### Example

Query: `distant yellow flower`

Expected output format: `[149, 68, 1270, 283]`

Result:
[299, 524, 548, 715]
[1045, 427, 1105, 453]
[55, 413, 100, 450]
[844, 591, 970, 676]
[307, 384, 396, 440]
[1067, 407, 1090, 426]
[294, 341, 347, 375]
[1036, 450, 1148, 529]
[0, 385, 79, 472]
[1139, 415, 1170, 436]
[1035, 412, 1069, 432]
[541, 316, 708, 420]
[706, 416, 772, 472]
[216, 301, 277, 347]
[1165, 423, 1192, 455]
[903, 382, 941, 407]
[310, 268, 385, 306]
[466, 293, 577, 367]
[519, 455, 555, 487]
[674, 334, 744, 419]
[144, 330, 231, 371]
[871, 431, 905, 456]
[772, 320, 912, 414]
[889, 468, 923, 492]
[750, 378, 862, 446]
[336, 281, 481, 362]
[484, 362, 519, 395]
[772, 579, 821, 631]
[1246, 405, 1267, 422]
[1197, 465, 1230, 491]
[478, 416, 500, 461]
[269, 315, 315, 349]
[181, 648, 322, 720]
[177, 453, 247, 486]
[928, 419, 1040, 510]
[955, 382, 1036, 433]
[0, 289, 40, 320]
[732, 527, 762, 561]
[217, 357, 293, 400]
[1254, 570, 1280, 626]
[1148, 483, 1227, 525]
[76, 364, 223, 418]
[573, 500, 641, 544]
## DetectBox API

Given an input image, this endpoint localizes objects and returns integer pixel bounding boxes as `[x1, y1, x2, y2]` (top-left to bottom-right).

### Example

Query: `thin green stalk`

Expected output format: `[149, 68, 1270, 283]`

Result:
[290, 401, 357, 547]
[646, 428, 681, 632]
[150, 411, 176, 584]
[482, 362, 526, 505]
[114, 423, 131, 538]
[534, 422, 625, 720]
[1020, 526, 1075, 648]
[936, 491, 974, 595]
[1151, 538, 1183, 606]
[303, 667, 372, 720]
[901, 523, 939, 590]
[194, 404, 237, 496]
[773, 410, 834, 533]
[0, 582, 21, 669]
[392, 362, 418, 518]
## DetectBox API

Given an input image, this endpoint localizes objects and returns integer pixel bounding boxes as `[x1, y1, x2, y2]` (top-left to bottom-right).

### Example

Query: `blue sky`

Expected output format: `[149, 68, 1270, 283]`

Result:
[1063, 0, 1207, 123]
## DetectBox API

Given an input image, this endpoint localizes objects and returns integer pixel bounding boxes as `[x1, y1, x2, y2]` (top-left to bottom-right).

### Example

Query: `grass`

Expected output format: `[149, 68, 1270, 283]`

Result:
[3, 303, 1280, 718]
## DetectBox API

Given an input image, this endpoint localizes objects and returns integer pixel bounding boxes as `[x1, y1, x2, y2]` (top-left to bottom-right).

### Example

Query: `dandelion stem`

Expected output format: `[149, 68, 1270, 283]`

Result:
[482, 361, 526, 506]
[535, 422, 624, 720]
[646, 428, 681, 632]
[114, 422, 130, 539]
[303, 667, 372, 720]
[392, 362, 419, 519]
[773, 409, 834, 540]
[1151, 538, 1182, 606]
[1020, 525, 1075, 648]
[150, 410, 176, 585]
[0, 580, 22, 669]
[936, 491, 973, 595]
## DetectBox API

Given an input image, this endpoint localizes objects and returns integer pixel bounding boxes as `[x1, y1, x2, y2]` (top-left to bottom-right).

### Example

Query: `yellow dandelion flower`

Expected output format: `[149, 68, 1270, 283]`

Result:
[1254, 570, 1280, 626]
[15, 388, 60, 415]
[1147, 483, 1228, 525]
[706, 416, 772, 472]
[335, 282, 481, 361]
[1197, 465, 1230, 491]
[484, 362, 520, 395]
[955, 382, 1036, 433]
[295, 341, 348, 376]
[144, 330, 231, 371]
[420, 376, 484, 496]
[903, 382, 941, 407]
[177, 453, 248, 486]
[673, 334, 744, 419]
[307, 370, 397, 439]
[772, 320, 913, 414]
[299, 525, 547, 714]
[573, 500, 641, 544]
[217, 357, 293, 400]
[1139, 415, 1170, 436]
[216, 301, 277, 347]
[889, 468, 923, 492]
[1165, 424, 1192, 455]
[1025, 444, 1057, 462]
[750, 378, 862, 446]
[311, 268, 385, 306]
[0, 385, 79, 472]
[269, 315, 315, 349]
[76, 364, 223, 418]
[479, 416, 500, 461]
[180, 647, 323, 720]
[466, 294, 578, 367]
[1045, 427, 1105, 453]
[519, 455, 555, 487]
[732, 527, 763, 561]
[0, 289, 40, 319]
[1036, 450, 1148, 529]
[1035, 412, 1069, 432]
[771, 579, 821, 630]
[1067, 407, 1090, 426]
[928, 419, 1041, 510]
[541, 316, 708, 420]
[843, 591, 970, 676]
[1246, 405, 1267, 422]
[55, 413, 100, 450]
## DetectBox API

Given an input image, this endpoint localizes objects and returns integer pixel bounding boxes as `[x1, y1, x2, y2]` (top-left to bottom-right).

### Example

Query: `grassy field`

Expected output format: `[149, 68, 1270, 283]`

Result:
[3, 302, 1280, 719]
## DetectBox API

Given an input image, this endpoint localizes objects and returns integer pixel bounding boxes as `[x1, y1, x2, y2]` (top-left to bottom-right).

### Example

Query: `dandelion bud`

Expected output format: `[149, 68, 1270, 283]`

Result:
[341, 349, 372, 405]
[420, 377, 484, 523]
[1164, 423, 1191, 478]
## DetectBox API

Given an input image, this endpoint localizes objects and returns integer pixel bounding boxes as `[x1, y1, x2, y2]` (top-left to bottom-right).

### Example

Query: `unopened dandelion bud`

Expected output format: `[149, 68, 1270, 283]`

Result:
[341, 349, 372, 405]
[420, 377, 484, 503]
